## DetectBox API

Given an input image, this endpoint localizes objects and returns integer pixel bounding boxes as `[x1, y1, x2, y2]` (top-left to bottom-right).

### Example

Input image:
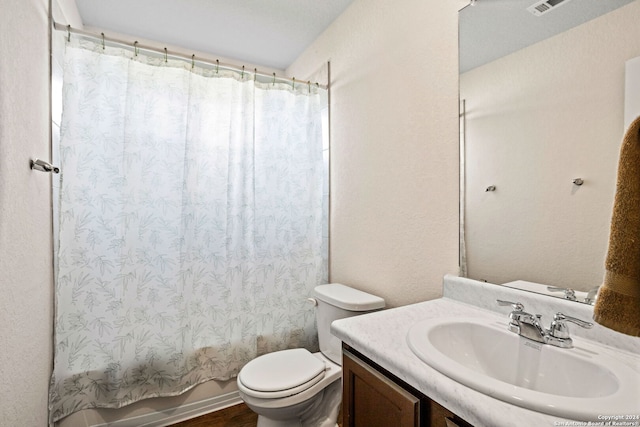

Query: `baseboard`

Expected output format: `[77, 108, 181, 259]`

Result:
[91, 391, 243, 427]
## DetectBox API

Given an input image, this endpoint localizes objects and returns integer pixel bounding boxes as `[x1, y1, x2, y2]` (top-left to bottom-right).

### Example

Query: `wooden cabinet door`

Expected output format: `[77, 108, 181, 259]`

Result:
[343, 349, 421, 427]
[428, 399, 471, 427]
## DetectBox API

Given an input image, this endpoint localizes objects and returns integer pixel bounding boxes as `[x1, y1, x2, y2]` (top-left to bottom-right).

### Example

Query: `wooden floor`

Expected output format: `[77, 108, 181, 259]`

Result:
[169, 403, 343, 427]
[170, 403, 258, 427]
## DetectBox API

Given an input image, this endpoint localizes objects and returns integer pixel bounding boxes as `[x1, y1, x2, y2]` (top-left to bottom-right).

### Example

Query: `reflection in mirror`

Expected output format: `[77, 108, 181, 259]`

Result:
[458, 0, 640, 301]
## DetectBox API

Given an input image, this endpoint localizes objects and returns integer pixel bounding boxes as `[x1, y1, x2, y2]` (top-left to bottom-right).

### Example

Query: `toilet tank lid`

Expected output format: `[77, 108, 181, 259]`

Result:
[314, 284, 385, 311]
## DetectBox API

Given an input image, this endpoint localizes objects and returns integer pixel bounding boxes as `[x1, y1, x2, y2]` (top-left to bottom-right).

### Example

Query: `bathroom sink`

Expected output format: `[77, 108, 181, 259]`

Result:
[407, 317, 640, 421]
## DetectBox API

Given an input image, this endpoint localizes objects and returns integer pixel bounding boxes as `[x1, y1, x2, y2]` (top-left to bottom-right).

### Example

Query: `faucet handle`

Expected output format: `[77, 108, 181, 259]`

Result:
[549, 312, 593, 339]
[497, 300, 526, 334]
[546, 286, 577, 301]
[496, 299, 524, 311]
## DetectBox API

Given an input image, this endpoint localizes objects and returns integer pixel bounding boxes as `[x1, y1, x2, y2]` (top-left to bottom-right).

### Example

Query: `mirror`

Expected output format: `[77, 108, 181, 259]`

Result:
[459, 0, 639, 301]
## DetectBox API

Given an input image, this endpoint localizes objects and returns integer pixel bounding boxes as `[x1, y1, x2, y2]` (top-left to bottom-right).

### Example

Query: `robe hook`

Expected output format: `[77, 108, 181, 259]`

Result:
[31, 158, 60, 174]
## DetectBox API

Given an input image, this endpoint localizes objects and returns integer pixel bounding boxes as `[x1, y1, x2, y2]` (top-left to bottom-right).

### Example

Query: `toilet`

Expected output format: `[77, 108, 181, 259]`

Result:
[237, 283, 385, 427]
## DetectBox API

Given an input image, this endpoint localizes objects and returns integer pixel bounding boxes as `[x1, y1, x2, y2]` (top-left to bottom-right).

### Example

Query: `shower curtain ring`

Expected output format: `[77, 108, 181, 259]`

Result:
[272, 72, 276, 85]
[67, 25, 71, 42]
[191, 54, 195, 69]
[164, 48, 168, 63]
[292, 77, 295, 89]
[216, 59, 219, 74]
[101, 32, 105, 49]
[241, 65, 245, 79]
[254, 68, 257, 82]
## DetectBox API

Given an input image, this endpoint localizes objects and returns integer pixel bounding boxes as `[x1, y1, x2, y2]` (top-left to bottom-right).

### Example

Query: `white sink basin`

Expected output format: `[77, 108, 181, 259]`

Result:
[407, 317, 640, 421]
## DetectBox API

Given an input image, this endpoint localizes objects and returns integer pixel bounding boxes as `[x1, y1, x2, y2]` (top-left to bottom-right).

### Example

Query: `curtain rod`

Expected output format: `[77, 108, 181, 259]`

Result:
[53, 22, 328, 90]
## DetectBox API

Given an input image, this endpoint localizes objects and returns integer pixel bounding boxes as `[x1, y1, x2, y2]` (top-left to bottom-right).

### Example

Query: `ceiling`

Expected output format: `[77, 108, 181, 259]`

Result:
[459, 0, 636, 73]
[73, 0, 636, 74]
[74, 0, 354, 71]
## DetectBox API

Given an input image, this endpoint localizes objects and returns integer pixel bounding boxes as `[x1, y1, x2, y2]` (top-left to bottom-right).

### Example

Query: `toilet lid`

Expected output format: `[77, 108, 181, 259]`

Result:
[238, 349, 326, 397]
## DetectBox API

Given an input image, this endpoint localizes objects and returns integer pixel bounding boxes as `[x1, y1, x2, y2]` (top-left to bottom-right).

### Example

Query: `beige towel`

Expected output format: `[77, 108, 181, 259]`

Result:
[593, 115, 640, 336]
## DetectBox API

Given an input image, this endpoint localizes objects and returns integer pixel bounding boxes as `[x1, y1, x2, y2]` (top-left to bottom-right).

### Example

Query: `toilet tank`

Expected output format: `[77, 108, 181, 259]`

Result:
[313, 284, 385, 365]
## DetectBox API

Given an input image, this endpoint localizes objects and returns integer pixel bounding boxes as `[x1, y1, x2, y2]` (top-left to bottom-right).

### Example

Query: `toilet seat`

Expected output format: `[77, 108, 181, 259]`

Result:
[238, 348, 327, 399]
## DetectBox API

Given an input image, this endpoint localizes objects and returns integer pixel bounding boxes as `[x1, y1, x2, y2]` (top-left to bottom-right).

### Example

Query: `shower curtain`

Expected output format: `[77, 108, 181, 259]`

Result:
[50, 38, 328, 422]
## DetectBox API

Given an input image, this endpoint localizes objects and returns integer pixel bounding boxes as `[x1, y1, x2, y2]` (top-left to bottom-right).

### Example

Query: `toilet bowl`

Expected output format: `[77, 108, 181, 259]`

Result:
[237, 284, 385, 427]
[238, 350, 342, 427]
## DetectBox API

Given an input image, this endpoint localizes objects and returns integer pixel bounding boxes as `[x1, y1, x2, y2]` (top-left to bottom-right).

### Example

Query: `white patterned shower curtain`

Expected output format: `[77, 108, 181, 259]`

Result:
[50, 39, 328, 422]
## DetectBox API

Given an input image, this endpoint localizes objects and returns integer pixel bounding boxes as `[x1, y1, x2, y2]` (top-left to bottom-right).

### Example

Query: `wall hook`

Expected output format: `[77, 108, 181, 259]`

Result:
[485, 185, 496, 192]
[31, 158, 59, 174]
[572, 178, 584, 186]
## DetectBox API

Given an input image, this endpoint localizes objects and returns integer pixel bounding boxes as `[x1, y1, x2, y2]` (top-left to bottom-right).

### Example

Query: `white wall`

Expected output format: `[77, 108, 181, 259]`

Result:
[625, 55, 640, 129]
[0, 0, 53, 425]
[460, 1, 640, 291]
[288, 0, 463, 307]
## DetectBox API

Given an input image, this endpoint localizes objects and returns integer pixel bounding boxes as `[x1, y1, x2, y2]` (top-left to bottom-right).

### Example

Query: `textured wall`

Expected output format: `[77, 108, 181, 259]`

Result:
[460, 1, 640, 291]
[288, 0, 464, 307]
[0, 0, 53, 425]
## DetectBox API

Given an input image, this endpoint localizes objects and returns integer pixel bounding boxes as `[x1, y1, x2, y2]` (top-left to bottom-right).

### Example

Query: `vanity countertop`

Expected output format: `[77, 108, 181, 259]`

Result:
[331, 276, 640, 427]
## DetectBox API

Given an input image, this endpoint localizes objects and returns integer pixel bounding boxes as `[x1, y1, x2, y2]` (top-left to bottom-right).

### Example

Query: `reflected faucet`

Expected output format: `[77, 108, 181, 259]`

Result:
[547, 286, 577, 301]
[585, 287, 599, 305]
[496, 300, 593, 348]
[546, 285, 600, 305]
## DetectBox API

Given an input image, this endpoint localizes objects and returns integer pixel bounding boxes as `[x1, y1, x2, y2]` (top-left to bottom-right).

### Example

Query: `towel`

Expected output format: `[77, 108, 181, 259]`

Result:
[593, 115, 640, 336]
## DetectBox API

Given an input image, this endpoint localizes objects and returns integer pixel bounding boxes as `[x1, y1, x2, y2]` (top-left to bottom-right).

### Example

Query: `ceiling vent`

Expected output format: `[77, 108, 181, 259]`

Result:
[527, 0, 573, 16]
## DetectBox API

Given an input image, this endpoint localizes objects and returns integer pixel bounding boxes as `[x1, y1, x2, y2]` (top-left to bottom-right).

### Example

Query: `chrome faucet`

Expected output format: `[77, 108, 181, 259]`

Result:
[497, 300, 547, 343]
[496, 300, 593, 348]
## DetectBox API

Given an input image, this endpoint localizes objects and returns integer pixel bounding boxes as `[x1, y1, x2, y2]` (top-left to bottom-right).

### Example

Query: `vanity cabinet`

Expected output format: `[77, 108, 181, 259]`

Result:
[342, 346, 473, 427]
